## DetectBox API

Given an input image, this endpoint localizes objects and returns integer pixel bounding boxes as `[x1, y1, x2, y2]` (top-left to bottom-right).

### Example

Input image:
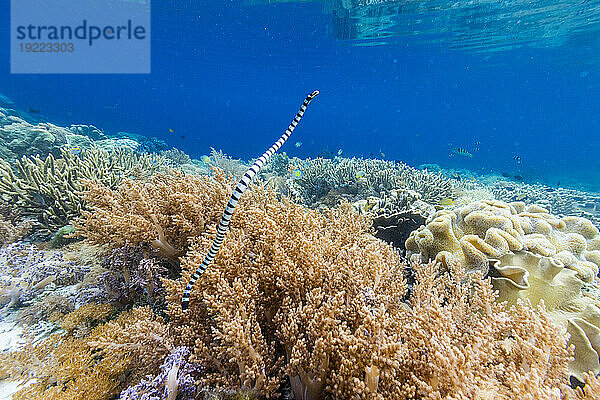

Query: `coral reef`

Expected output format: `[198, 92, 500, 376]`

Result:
[2, 306, 172, 400]
[406, 199, 600, 281]
[490, 251, 600, 382]
[0, 146, 164, 232]
[0, 242, 88, 309]
[77, 170, 232, 257]
[144, 175, 577, 399]
[1, 163, 597, 399]
[119, 346, 201, 400]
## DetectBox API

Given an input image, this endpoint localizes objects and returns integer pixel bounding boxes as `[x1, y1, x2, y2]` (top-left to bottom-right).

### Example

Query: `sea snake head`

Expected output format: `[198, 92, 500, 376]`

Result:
[309, 90, 320, 99]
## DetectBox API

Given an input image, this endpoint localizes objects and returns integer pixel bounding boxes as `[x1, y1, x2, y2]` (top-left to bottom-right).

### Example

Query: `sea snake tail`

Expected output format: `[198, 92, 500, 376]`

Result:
[181, 90, 320, 311]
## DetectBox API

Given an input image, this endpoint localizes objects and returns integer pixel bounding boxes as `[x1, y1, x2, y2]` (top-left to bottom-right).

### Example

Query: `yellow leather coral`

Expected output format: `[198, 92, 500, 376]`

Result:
[490, 251, 600, 382]
[406, 199, 600, 281]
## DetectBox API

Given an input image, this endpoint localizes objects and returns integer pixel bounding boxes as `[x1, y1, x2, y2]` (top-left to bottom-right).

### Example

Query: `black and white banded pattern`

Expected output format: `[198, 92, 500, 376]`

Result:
[181, 90, 319, 311]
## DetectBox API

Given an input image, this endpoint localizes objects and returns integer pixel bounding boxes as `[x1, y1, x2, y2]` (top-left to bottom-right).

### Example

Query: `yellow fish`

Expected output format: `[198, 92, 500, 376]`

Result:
[169, 128, 174, 133]
[439, 198, 455, 206]
[201, 155, 211, 164]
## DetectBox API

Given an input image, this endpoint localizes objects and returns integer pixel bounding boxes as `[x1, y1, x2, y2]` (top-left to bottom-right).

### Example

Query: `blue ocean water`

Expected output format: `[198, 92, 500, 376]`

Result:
[1, 0, 599, 190]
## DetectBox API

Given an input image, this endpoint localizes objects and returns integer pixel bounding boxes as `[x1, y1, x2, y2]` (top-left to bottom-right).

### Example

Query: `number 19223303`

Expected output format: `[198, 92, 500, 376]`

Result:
[19, 43, 74, 52]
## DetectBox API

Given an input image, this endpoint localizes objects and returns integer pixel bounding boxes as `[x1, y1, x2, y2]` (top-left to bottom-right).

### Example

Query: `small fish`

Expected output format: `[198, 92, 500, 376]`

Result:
[291, 168, 303, 179]
[32, 192, 45, 205]
[513, 175, 523, 181]
[356, 170, 366, 179]
[28, 108, 41, 114]
[439, 198, 455, 206]
[295, 142, 302, 148]
[451, 172, 461, 180]
[380, 152, 385, 158]
[337, 149, 343, 156]
[201, 155, 211, 164]
[169, 128, 174, 133]
[180, 135, 185, 140]
[473, 141, 481, 151]
[70, 147, 82, 155]
[514, 155, 521, 164]
[502, 172, 511, 178]
[450, 148, 473, 158]
[516, 193, 527, 201]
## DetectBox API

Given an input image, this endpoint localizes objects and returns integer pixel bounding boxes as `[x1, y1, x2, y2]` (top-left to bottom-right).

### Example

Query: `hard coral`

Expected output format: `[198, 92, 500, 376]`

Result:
[0, 146, 164, 232]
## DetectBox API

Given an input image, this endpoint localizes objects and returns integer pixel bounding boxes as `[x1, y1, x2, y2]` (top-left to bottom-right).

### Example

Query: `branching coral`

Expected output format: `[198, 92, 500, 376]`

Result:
[0, 146, 165, 232]
[286, 157, 455, 207]
[0, 242, 88, 309]
[163, 185, 407, 399]
[77, 244, 170, 306]
[77, 169, 234, 258]
[2, 306, 173, 400]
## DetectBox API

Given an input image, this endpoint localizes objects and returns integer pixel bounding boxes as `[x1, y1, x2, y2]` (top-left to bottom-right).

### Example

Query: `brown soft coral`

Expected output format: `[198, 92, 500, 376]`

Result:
[160, 180, 580, 399]
[2, 306, 172, 400]
[77, 169, 232, 258]
[163, 186, 407, 399]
